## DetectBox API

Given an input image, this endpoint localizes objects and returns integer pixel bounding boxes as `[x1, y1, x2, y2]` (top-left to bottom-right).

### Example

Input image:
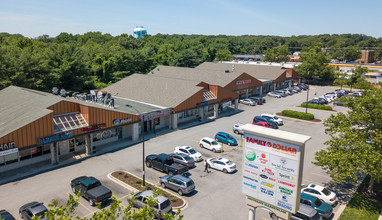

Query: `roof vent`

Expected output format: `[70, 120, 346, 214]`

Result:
[52, 87, 59, 95]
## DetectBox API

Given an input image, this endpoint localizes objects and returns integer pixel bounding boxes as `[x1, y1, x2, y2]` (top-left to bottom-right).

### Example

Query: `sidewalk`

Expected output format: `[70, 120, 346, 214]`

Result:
[0, 108, 237, 185]
[0, 126, 177, 185]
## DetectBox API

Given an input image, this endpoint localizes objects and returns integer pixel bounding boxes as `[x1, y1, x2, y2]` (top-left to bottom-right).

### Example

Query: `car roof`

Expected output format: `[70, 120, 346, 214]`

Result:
[217, 131, 229, 135]
[216, 157, 230, 163]
[307, 183, 324, 191]
[261, 113, 272, 117]
[202, 137, 214, 141]
[297, 203, 318, 217]
[301, 192, 318, 201]
[140, 190, 169, 203]
[174, 153, 188, 157]
[81, 178, 100, 187]
[171, 174, 192, 182]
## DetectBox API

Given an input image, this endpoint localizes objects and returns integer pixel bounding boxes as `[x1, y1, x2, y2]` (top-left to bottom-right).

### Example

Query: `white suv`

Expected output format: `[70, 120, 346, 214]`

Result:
[199, 137, 222, 153]
[261, 114, 283, 125]
[174, 146, 203, 162]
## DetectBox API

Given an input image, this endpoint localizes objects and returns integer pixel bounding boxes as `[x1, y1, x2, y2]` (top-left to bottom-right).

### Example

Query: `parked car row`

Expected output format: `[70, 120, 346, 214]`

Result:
[296, 183, 337, 219]
[267, 84, 308, 98]
[239, 96, 266, 106]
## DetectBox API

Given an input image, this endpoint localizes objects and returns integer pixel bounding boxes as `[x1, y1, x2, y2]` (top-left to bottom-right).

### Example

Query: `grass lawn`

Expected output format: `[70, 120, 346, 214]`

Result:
[339, 175, 382, 220]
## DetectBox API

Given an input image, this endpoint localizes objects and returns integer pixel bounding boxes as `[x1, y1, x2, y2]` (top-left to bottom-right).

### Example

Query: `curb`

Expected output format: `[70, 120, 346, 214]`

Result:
[107, 171, 188, 211]
[275, 113, 322, 124]
[295, 106, 337, 113]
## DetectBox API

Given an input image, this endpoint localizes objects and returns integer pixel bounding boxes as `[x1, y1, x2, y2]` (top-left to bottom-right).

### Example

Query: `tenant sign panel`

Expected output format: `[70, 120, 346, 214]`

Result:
[241, 124, 310, 214]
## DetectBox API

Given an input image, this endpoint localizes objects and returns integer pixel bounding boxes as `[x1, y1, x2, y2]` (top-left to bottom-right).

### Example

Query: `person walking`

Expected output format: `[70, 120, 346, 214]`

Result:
[204, 160, 209, 173]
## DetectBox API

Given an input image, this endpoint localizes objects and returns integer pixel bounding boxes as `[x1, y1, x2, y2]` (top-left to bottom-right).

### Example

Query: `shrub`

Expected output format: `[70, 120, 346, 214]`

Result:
[124, 174, 128, 178]
[301, 103, 332, 110]
[281, 110, 314, 120]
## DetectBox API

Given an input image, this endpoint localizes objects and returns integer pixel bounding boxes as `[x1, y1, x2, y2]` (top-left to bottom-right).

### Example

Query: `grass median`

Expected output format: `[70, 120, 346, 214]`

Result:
[339, 175, 382, 220]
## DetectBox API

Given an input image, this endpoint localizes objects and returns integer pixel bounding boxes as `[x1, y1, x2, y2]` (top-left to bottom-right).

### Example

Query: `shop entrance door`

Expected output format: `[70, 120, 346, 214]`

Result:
[69, 139, 75, 152]
[143, 120, 153, 133]
[117, 127, 122, 139]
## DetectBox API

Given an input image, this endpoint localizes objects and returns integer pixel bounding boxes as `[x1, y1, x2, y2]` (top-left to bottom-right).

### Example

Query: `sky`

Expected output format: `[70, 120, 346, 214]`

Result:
[0, 0, 381, 38]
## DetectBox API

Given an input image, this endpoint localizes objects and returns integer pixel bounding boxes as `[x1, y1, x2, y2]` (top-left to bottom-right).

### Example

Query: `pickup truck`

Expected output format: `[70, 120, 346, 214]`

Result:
[70, 176, 112, 206]
[145, 153, 189, 175]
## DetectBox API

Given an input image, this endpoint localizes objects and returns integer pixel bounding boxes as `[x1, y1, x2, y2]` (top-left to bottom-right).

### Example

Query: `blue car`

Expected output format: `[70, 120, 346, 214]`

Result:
[300, 193, 333, 219]
[215, 132, 237, 146]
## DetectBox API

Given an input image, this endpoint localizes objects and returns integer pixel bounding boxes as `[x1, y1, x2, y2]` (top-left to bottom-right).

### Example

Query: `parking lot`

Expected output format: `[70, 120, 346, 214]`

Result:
[0, 85, 353, 220]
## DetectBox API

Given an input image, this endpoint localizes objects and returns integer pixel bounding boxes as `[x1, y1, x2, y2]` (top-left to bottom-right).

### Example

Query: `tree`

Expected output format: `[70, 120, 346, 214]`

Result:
[42, 191, 183, 220]
[263, 45, 289, 62]
[314, 88, 382, 193]
[215, 49, 233, 61]
[349, 66, 368, 91]
[333, 72, 348, 89]
[295, 44, 336, 81]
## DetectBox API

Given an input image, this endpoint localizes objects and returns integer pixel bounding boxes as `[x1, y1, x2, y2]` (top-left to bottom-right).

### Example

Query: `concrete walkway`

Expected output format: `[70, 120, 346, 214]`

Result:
[0, 107, 238, 185]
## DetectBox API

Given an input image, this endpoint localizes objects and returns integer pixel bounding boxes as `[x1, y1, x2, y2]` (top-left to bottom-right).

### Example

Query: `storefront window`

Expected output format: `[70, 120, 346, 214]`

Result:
[155, 118, 160, 125]
[19, 148, 31, 161]
[4, 153, 18, 164]
[178, 112, 184, 119]
[30, 146, 43, 158]
[93, 129, 118, 142]
[75, 136, 86, 146]
[43, 144, 51, 154]
[208, 105, 214, 112]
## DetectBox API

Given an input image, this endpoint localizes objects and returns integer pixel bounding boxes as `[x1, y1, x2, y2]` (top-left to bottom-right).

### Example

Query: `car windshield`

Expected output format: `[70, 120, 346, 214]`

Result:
[273, 116, 279, 120]
[160, 199, 171, 210]
[225, 160, 233, 165]
[314, 198, 322, 207]
[321, 188, 331, 196]
[34, 210, 47, 217]
[188, 149, 197, 154]
[186, 180, 194, 187]
[184, 155, 192, 161]
[227, 134, 234, 139]
[211, 141, 218, 145]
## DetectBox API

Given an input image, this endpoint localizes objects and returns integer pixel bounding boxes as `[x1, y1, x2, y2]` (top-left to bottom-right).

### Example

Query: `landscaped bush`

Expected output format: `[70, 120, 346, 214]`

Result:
[301, 103, 333, 110]
[281, 110, 314, 120]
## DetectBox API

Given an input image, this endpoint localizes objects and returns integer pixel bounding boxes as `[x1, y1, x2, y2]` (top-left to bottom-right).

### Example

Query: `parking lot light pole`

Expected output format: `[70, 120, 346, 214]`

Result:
[305, 84, 309, 114]
[126, 104, 146, 187]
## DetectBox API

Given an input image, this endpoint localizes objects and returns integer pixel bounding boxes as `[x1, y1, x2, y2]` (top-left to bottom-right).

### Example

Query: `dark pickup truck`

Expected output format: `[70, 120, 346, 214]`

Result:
[71, 176, 112, 206]
[146, 153, 189, 175]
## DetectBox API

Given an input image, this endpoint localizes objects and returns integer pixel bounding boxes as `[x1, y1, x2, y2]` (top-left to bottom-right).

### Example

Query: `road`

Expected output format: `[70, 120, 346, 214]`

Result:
[0, 86, 351, 220]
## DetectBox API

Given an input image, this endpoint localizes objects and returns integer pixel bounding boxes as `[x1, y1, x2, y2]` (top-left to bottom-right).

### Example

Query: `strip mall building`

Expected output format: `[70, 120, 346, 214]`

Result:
[0, 62, 301, 172]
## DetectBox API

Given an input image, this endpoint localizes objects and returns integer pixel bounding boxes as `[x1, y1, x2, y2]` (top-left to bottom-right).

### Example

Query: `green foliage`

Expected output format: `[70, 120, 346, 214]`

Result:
[42, 193, 183, 220]
[314, 88, 382, 189]
[1, 32, 381, 91]
[281, 110, 314, 120]
[295, 43, 336, 81]
[301, 103, 332, 110]
[215, 49, 233, 61]
[263, 45, 289, 62]
[339, 176, 382, 220]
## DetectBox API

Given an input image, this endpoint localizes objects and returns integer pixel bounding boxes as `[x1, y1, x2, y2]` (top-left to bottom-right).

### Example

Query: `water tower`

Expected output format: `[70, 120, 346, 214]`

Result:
[133, 26, 147, 39]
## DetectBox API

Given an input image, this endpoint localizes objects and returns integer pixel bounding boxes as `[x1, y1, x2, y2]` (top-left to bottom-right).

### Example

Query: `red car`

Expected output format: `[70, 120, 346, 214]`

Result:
[252, 122, 270, 128]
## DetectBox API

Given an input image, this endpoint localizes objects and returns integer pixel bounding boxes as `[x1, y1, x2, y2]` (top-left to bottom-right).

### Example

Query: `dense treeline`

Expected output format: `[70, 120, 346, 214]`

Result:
[0, 32, 381, 92]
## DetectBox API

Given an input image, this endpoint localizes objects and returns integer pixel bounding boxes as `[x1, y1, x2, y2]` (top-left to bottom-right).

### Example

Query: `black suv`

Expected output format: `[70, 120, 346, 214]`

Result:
[19, 202, 48, 220]
[253, 116, 278, 129]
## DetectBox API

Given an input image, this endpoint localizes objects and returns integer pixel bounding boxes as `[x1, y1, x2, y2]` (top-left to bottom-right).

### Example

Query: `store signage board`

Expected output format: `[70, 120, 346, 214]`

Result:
[241, 124, 310, 214]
